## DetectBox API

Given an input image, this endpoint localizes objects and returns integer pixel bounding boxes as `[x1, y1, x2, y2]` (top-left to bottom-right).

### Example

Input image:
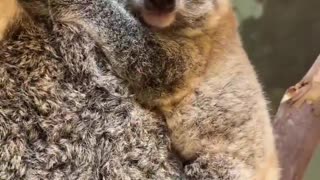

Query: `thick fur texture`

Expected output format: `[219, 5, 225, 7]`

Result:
[116, 1, 280, 179]
[0, 0, 279, 179]
[1, 1, 183, 179]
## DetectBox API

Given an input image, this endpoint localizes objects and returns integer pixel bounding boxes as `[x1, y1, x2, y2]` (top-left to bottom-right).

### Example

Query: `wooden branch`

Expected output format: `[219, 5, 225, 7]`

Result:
[273, 55, 320, 180]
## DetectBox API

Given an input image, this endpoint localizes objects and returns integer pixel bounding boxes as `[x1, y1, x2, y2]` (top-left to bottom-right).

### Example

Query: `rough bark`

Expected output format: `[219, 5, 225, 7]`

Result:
[273, 55, 320, 180]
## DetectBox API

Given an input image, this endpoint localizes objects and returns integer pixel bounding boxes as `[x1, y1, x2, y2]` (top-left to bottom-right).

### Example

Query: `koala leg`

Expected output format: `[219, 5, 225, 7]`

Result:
[183, 152, 279, 180]
[164, 77, 280, 180]
[184, 153, 255, 180]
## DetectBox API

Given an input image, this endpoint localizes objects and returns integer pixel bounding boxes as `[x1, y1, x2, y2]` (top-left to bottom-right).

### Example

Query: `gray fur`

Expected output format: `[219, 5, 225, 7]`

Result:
[1, 0, 183, 179]
[0, 0, 278, 179]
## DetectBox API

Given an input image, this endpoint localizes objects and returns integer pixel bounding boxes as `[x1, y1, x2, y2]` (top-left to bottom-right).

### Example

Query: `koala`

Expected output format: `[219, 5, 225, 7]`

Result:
[104, 1, 280, 179]
[0, 0, 183, 179]
[116, 0, 281, 179]
[0, 0, 279, 180]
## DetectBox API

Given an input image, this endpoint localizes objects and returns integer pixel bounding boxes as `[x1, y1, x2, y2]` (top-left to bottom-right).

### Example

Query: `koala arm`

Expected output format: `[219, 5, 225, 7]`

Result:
[58, 0, 195, 106]
[165, 55, 280, 179]
[184, 153, 254, 180]
[167, 90, 278, 180]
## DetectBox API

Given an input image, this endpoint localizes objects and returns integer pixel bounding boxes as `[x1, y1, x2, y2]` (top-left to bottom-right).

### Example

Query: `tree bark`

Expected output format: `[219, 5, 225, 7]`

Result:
[273, 55, 320, 180]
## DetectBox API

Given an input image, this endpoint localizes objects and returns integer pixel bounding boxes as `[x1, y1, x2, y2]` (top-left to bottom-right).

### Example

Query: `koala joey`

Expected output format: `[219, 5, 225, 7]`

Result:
[124, 0, 281, 179]
[0, 0, 279, 179]
[76, 0, 280, 179]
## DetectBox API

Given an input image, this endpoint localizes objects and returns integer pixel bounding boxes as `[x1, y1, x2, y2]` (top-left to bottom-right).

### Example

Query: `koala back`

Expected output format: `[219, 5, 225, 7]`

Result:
[0, 2, 184, 179]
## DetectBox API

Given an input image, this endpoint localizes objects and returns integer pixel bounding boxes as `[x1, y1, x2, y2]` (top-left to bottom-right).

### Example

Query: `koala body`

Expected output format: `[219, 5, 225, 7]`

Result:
[0, 0, 279, 179]
[0, 0, 183, 179]
[113, 1, 280, 179]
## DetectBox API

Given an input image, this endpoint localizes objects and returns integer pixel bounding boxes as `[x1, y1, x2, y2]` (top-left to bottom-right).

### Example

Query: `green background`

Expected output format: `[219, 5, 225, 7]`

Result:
[232, 0, 320, 179]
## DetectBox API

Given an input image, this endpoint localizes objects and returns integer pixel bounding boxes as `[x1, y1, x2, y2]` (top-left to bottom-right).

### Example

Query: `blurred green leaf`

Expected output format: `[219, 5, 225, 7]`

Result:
[232, 0, 263, 21]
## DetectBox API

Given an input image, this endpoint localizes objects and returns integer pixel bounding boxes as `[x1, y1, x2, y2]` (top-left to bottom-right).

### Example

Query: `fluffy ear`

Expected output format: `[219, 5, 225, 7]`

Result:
[0, 0, 20, 40]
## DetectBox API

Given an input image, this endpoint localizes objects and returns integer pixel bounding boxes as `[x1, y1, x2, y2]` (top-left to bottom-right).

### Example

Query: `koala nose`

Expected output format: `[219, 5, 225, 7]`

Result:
[144, 0, 176, 13]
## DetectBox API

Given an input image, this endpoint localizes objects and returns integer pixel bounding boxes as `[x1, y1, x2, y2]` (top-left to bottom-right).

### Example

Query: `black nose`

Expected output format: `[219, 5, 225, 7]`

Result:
[144, 0, 176, 13]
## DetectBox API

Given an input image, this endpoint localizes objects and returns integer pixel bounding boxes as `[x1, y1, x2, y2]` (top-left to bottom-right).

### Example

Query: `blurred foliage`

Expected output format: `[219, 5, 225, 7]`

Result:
[232, 0, 263, 21]
[232, 0, 320, 179]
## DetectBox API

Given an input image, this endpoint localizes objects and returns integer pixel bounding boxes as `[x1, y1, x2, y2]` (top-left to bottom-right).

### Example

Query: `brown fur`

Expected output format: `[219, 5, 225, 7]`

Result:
[140, 1, 281, 179]
[0, 0, 22, 40]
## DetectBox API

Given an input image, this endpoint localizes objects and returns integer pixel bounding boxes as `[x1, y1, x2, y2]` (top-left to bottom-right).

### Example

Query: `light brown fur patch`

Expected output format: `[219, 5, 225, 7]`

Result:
[160, 1, 280, 179]
[0, 0, 21, 40]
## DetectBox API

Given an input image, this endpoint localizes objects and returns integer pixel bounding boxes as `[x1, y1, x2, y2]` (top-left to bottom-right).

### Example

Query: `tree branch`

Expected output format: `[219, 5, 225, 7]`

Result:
[273, 55, 320, 180]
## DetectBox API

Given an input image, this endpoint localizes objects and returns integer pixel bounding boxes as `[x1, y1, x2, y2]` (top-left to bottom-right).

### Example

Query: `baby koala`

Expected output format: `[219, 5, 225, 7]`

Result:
[125, 0, 280, 179]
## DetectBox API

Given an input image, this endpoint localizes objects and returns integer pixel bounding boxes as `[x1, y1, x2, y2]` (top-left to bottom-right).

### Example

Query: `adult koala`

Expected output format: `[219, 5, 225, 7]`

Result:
[0, 0, 182, 179]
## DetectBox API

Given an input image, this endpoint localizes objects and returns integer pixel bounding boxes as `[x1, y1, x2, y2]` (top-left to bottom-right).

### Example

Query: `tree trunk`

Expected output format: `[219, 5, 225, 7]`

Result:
[273, 55, 320, 180]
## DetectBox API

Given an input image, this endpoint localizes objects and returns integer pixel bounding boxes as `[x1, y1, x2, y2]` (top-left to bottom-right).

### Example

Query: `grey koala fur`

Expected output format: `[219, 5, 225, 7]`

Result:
[0, 0, 279, 179]
[1, 0, 183, 179]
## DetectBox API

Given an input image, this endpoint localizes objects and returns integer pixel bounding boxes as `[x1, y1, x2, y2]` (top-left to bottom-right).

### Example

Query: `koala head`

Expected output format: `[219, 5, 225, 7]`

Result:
[130, 0, 225, 29]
